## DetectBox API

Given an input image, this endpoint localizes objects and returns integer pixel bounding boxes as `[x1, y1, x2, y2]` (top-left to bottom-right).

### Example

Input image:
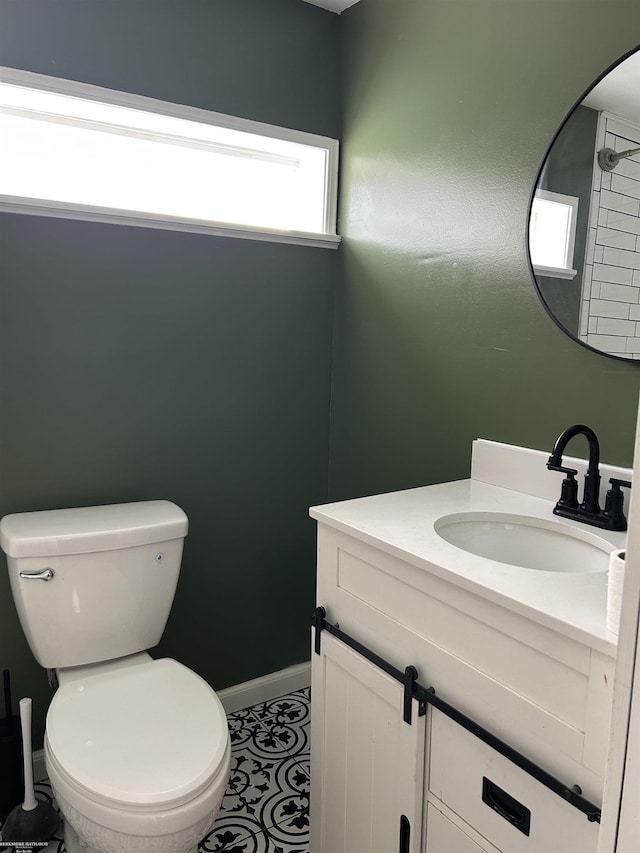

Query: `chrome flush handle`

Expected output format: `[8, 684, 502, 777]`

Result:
[19, 568, 55, 581]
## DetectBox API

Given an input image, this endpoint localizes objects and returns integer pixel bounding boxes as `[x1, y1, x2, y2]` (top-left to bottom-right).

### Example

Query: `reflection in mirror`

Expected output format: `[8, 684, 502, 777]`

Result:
[528, 47, 640, 361]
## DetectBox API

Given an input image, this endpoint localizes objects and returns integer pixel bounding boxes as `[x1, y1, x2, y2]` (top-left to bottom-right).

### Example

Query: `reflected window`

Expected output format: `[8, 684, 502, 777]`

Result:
[529, 190, 579, 279]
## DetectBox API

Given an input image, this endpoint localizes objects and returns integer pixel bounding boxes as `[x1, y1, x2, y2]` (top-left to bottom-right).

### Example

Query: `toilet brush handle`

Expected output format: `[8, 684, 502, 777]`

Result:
[19, 698, 37, 812]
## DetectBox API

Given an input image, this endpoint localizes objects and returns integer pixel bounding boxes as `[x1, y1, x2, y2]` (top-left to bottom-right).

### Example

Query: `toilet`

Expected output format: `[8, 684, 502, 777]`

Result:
[0, 500, 231, 853]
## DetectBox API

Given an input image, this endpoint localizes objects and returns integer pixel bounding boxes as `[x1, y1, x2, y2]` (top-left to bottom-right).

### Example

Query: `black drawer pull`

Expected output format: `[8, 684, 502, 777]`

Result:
[482, 777, 531, 836]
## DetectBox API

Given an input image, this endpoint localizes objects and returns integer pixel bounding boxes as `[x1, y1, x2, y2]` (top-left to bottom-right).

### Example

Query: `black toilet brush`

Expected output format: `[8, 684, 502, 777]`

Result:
[1, 697, 59, 845]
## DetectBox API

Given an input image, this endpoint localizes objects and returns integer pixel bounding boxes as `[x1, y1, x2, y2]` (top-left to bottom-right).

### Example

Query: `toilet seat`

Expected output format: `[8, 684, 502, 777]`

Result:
[46, 658, 229, 812]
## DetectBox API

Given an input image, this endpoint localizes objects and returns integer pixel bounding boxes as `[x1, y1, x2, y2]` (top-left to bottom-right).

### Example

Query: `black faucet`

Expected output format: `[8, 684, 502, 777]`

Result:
[547, 424, 631, 531]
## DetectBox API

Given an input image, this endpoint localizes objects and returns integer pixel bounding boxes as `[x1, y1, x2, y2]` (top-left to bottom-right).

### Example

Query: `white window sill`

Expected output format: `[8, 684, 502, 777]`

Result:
[533, 264, 577, 280]
[0, 195, 342, 249]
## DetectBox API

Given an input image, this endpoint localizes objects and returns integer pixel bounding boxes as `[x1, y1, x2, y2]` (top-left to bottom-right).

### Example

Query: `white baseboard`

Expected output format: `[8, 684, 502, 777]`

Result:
[31, 661, 312, 781]
[217, 660, 311, 714]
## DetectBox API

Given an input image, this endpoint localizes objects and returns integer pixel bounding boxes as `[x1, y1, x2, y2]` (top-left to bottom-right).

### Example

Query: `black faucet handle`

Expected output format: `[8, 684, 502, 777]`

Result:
[547, 460, 578, 476]
[609, 477, 631, 490]
[547, 461, 579, 509]
[604, 478, 632, 532]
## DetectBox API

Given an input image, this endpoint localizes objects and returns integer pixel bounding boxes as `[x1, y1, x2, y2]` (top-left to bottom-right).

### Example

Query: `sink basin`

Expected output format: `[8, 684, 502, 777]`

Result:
[434, 512, 614, 573]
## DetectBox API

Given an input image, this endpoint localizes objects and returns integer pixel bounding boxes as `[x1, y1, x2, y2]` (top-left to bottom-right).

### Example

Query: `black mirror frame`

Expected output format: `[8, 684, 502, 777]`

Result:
[526, 43, 640, 364]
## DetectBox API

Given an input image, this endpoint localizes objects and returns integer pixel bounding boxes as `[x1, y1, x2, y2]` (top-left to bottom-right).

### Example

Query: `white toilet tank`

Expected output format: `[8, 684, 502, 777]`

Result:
[0, 500, 188, 669]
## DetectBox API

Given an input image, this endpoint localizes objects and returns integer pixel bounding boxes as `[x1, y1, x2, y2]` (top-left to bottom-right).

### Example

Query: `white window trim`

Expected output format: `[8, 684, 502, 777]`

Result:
[0, 66, 341, 249]
[530, 189, 579, 280]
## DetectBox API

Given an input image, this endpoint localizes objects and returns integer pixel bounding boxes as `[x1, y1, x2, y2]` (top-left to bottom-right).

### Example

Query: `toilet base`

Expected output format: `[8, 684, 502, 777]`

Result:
[64, 819, 98, 853]
[64, 818, 198, 853]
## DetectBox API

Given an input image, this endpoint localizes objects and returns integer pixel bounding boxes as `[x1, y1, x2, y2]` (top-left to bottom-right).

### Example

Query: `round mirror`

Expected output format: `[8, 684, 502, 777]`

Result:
[527, 46, 640, 361]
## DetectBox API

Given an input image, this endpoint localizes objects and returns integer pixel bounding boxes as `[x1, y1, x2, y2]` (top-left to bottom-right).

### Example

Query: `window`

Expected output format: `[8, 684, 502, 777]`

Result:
[529, 190, 579, 279]
[0, 67, 340, 248]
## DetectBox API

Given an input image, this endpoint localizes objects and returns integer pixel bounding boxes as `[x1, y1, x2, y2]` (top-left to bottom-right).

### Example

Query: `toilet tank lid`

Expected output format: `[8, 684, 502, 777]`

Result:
[0, 500, 188, 558]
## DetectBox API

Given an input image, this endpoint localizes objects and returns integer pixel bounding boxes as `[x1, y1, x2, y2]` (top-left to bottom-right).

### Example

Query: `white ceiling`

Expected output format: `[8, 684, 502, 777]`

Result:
[582, 50, 640, 126]
[301, 0, 360, 13]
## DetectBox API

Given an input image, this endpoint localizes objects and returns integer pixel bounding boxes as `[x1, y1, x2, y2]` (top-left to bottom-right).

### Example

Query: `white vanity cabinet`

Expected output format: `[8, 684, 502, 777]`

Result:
[310, 523, 607, 853]
[309, 442, 629, 853]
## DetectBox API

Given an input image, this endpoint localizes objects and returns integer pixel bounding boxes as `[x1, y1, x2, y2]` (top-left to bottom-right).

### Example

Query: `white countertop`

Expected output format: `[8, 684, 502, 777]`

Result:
[310, 477, 627, 657]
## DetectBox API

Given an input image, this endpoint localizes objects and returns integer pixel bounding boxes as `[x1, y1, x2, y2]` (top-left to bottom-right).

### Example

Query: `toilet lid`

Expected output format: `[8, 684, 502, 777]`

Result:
[46, 658, 229, 809]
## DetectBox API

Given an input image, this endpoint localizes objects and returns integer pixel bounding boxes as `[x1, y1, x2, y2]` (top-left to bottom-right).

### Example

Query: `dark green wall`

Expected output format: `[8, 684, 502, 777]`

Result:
[331, 1, 640, 502]
[0, 0, 340, 746]
[537, 104, 598, 336]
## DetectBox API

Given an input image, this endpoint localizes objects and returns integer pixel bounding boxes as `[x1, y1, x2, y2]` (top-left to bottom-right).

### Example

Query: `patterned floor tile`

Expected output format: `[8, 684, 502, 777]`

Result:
[249, 693, 310, 727]
[228, 708, 300, 761]
[247, 695, 310, 763]
[221, 748, 281, 819]
[227, 708, 266, 749]
[199, 814, 268, 852]
[265, 839, 309, 853]
[0, 688, 311, 853]
[202, 690, 310, 853]
[258, 756, 309, 845]
[200, 818, 310, 853]
[264, 840, 308, 853]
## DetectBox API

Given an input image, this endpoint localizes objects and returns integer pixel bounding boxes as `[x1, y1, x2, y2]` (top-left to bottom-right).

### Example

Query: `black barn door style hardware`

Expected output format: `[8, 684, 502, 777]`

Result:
[312, 605, 428, 724]
[312, 606, 601, 824]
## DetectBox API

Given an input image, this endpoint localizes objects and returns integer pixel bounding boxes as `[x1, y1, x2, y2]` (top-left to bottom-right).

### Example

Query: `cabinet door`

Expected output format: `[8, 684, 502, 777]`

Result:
[310, 630, 425, 853]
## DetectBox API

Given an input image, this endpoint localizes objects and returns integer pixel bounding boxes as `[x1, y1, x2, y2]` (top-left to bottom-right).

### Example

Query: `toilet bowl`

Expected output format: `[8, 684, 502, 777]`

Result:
[44, 656, 230, 853]
[0, 501, 232, 853]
